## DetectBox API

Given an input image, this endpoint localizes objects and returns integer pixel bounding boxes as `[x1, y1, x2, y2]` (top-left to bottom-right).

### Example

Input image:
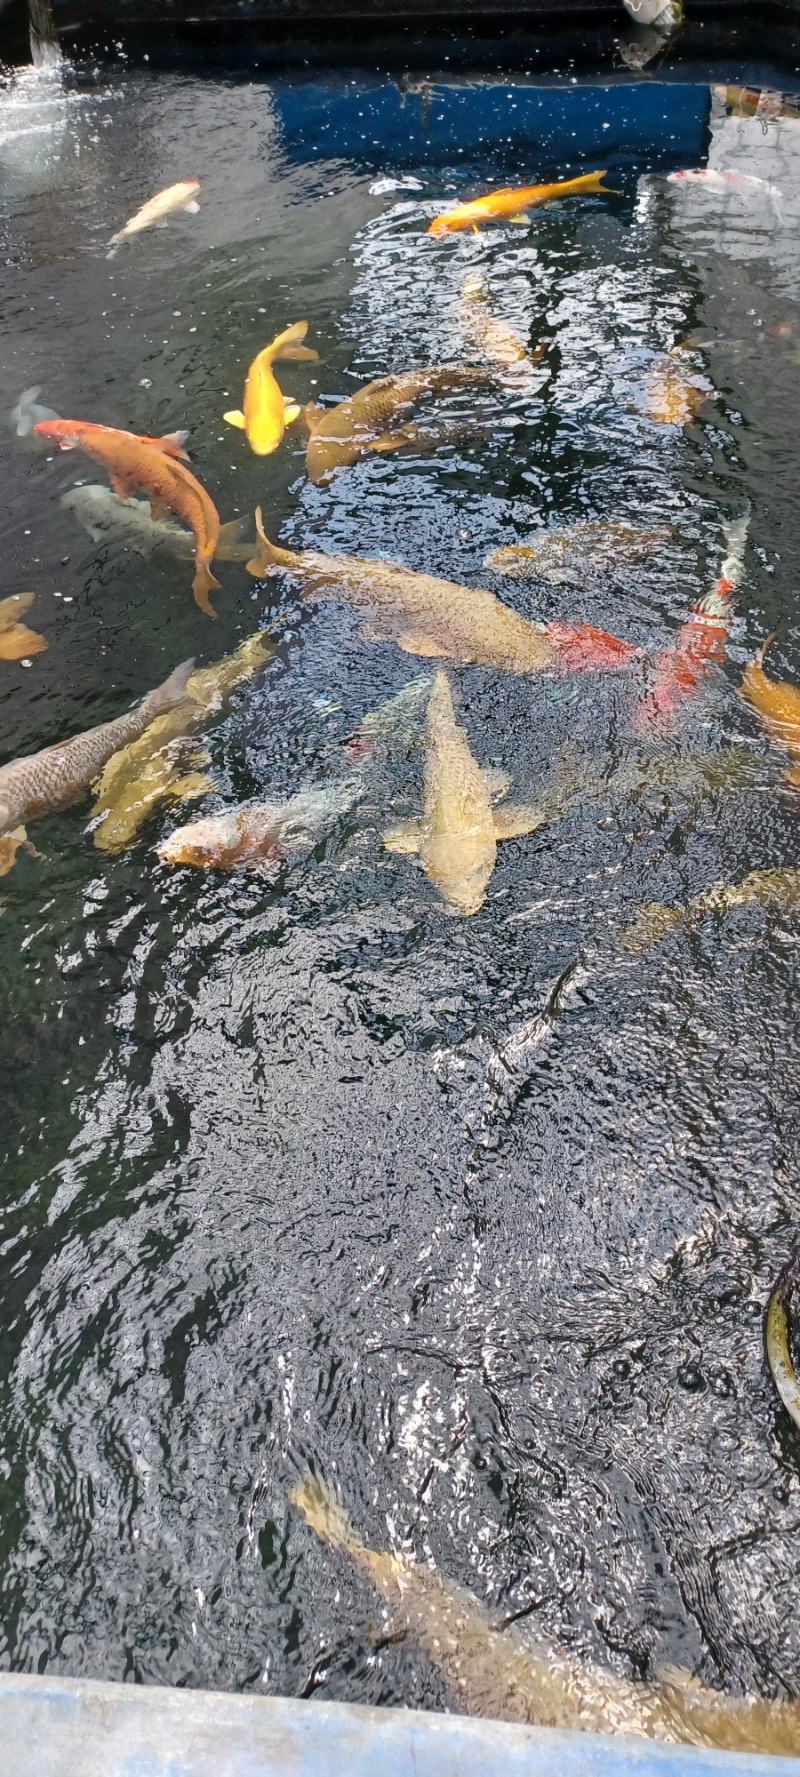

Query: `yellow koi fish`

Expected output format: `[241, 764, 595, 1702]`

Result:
[0, 593, 46, 662]
[740, 635, 800, 787]
[429, 170, 616, 237]
[224, 322, 318, 456]
[457, 274, 546, 376]
[292, 1472, 800, 1754]
[384, 670, 543, 915]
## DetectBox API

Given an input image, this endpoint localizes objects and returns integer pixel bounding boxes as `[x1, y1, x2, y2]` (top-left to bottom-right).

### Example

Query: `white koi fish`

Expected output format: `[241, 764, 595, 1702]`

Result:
[108, 180, 201, 252]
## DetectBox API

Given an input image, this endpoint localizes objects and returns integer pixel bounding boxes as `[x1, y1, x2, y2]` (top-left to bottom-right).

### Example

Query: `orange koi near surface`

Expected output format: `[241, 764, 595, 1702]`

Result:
[428, 170, 617, 237]
[632, 511, 749, 731]
[740, 637, 800, 789]
[34, 419, 225, 616]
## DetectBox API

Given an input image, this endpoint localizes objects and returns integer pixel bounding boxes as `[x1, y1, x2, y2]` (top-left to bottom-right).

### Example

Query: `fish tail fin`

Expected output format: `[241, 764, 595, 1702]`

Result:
[151, 429, 190, 461]
[289, 1473, 362, 1555]
[105, 242, 119, 259]
[148, 657, 196, 717]
[577, 170, 621, 196]
[193, 561, 222, 618]
[246, 507, 293, 579]
[268, 321, 318, 363]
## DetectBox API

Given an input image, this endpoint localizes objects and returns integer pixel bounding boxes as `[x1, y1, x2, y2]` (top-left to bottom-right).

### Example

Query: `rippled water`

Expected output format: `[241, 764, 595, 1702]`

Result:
[1, 46, 800, 1716]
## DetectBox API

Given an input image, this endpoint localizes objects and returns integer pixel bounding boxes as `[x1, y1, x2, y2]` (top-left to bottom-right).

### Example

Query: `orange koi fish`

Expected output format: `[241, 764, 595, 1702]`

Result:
[428, 170, 616, 238]
[740, 638, 800, 788]
[34, 418, 190, 460]
[35, 420, 223, 616]
[547, 621, 638, 673]
[632, 512, 749, 731]
[0, 593, 46, 662]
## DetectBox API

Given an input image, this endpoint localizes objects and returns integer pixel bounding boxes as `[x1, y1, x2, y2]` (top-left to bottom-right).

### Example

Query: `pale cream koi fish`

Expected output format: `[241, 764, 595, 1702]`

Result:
[246, 508, 555, 674]
[384, 670, 542, 915]
[291, 1472, 800, 1754]
[108, 179, 200, 249]
[157, 776, 364, 872]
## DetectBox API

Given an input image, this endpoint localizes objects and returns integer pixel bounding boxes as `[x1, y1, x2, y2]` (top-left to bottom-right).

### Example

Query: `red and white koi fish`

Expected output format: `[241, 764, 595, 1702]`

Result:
[667, 168, 784, 221]
[632, 510, 750, 731]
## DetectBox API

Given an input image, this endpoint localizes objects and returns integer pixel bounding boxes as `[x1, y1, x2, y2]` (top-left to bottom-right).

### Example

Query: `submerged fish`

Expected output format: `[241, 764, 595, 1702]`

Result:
[667, 167, 783, 219]
[35, 420, 222, 616]
[301, 366, 495, 484]
[10, 385, 59, 438]
[0, 658, 194, 849]
[224, 322, 318, 457]
[91, 632, 273, 851]
[739, 636, 800, 786]
[291, 1472, 800, 1753]
[61, 484, 254, 563]
[347, 674, 434, 760]
[619, 866, 800, 951]
[645, 351, 712, 427]
[384, 670, 543, 915]
[623, 0, 682, 24]
[486, 521, 672, 585]
[0, 593, 46, 662]
[247, 510, 634, 675]
[157, 775, 363, 872]
[632, 510, 749, 731]
[765, 1255, 800, 1434]
[428, 170, 616, 237]
[108, 179, 200, 250]
[457, 275, 546, 377]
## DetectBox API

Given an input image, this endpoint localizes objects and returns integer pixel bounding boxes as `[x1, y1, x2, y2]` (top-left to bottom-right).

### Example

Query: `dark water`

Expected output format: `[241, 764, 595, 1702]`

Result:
[1, 49, 800, 1715]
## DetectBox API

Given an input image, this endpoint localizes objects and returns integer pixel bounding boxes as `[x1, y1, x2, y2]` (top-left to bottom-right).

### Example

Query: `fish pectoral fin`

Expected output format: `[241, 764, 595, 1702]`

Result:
[397, 631, 451, 659]
[366, 426, 418, 455]
[149, 498, 173, 523]
[182, 199, 200, 214]
[223, 410, 247, 429]
[0, 826, 27, 878]
[283, 402, 302, 423]
[383, 819, 423, 856]
[509, 211, 531, 224]
[109, 473, 137, 501]
[493, 802, 546, 840]
[482, 767, 512, 801]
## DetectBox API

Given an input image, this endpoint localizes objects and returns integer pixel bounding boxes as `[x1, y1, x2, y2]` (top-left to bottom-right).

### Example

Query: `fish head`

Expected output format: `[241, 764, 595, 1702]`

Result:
[157, 812, 245, 869]
[244, 402, 284, 457]
[33, 418, 77, 448]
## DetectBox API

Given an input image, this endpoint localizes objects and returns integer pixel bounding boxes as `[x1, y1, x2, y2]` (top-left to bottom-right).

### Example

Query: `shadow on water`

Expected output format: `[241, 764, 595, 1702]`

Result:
[0, 32, 799, 1731]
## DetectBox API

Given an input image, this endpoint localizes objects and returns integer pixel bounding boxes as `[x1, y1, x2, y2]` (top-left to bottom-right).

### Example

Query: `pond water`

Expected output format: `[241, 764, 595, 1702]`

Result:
[1, 42, 800, 1722]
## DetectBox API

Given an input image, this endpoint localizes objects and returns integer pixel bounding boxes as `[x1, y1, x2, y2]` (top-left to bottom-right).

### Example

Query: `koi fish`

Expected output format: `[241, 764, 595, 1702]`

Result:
[0, 658, 195, 852]
[10, 385, 59, 438]
[224, 322, 318, 457]
[486, 521, 673, 585]
[91, 632, 273, 851]
[302, 366, 495, 484]
[428, 170, 616, 238]
[765, 1256, 800, 1433]
[457, 275, 546, 377]
[384, 670, 544, 915]
[623, 0, 682, 23]
[0, 593, 46, 662]
[632, 510, 749, 731]
[36, 417, 190, 461]
[619, 866, 800, 952]
[291, 1472, 800, 1753]
[35, 420, 222, 616]
[667, 167, 783, 220]
[60, 485, 254, 563]
[157, 775, 364, 872]
[645, 352, 711, 427]
[247, 510, 634, 675]
[739, 636, 800, 786]
[108, 179, 200, 250]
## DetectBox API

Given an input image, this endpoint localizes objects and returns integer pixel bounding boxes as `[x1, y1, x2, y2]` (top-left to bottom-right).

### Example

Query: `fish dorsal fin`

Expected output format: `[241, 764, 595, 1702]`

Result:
[482, 767, 512, 801]
[384, 818, 423, 855]
[223, 410, 246, 429]
[397, 632, 451, 659]
[493, 803, 547, 840]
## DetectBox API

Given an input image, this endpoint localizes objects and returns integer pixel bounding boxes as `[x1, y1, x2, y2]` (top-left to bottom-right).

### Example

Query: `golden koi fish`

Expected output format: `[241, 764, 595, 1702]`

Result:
[0, 658, 195, 871]
[429, 170, 616, 237]
[384, 670, 542, 915]
[291, 1473, 800, 1753]
[0, 593, 46, 662]
[302, 366, 496, 483]
[457, 274, 546, 376]
[35, 420, 223, 617]
[740, 636, 800, 787]
[486, 521, 673, 584]
[224, 322, 318, 457]
[91, 632, 273, 851]
[645, 349, 712, 427]
[247, 508, 554, 673]
[108, 179, 200, 249]
[619, 866, 800, 951]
